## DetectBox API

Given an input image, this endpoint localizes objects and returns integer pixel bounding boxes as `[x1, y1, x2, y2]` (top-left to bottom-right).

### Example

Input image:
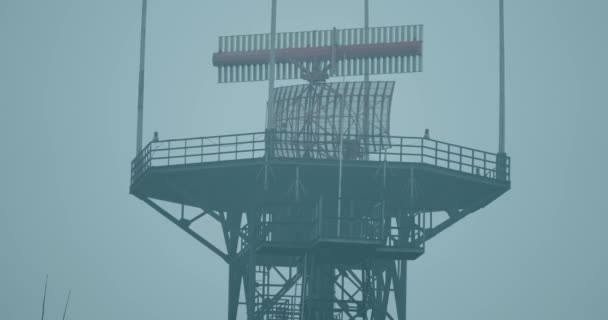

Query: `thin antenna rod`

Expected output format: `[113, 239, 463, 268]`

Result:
[266, 0, 278, 129]
[498, 0, 506, 153]
[62, 290, 72, 320]
[40, 275, 48, 320]
[364, 0, 370, 83]
[136, 0, 148, 154]
[363, 0, 370, 157]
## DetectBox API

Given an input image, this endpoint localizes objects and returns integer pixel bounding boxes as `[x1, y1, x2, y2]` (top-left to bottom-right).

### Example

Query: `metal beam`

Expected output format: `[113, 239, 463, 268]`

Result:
[336, 301, 356, 320]
[423, 189, 506, 243]
[424, 208, 471, 242]
[185, 211, 206, 226]
[137, 196, 229, 262]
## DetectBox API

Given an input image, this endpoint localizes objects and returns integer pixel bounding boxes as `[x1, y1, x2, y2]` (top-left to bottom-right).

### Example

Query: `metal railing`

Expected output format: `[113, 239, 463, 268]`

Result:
[131, 131, 510, 184]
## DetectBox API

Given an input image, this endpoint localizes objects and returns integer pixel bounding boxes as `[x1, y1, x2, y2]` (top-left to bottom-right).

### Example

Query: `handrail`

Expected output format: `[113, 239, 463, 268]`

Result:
[131, 131, 510, 184]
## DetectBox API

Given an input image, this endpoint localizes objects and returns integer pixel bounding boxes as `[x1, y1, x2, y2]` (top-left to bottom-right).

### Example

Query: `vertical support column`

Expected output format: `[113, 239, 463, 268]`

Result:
[337, 107, 344, 238]
[300, 252, 310, 320]
[363, 0, 371, 158]
[246, 211, 259, 320]
[136, 0, 148, 154]
[302, 253, 335, 320]
[266, 0, 278, 129]
[228, 263, 242, 320]
[380, 266, 392, 320]
[371, 265, 382, 320]
[227, 212, 243, 320]
[394, 261, 407, 320]
[496, 0, 508, 181]
[498, 0, 506, 154]
[313, 258, 335, 320]
[371, 263, 390, 320]
[392, 212, 410, 320]
[381, 156, 388, 240]
[361, 260, 373, 317]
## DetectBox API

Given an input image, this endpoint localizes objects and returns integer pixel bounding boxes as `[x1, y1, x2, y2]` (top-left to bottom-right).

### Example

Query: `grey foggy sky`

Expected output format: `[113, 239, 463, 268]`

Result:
[1, 0, 607, 319]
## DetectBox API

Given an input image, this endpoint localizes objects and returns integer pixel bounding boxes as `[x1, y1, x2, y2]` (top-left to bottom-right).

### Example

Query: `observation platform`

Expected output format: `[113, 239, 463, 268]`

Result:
[130, 131, 510, 212]
[130, 131, 510, 262]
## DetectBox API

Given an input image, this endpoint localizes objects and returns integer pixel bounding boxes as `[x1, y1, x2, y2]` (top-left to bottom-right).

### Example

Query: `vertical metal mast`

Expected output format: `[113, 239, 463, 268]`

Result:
[40, 275, 48, 320]
[266, 0, 278, 128]
[136, 0, 148, 154]
[498, 0, 506, 153]
[363, 0, 370, 157]
[61, 290, 71, 320]
[364, 0, 370, 83]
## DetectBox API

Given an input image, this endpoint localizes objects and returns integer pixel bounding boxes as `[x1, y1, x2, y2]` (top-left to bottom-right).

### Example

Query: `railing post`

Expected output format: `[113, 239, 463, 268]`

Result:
[472, 151, 475, 174]
[496, 152, 508, 181]
[484, 152, 487, 176]
[459, 147, 462, 172]
[252, 134, 255, 158]
[265, 129, 276, 159]
[168, 141, 171, 166]
[184, 140, 187, 164]
[447, 145, 451, 169]
[400, 137, 403, 162]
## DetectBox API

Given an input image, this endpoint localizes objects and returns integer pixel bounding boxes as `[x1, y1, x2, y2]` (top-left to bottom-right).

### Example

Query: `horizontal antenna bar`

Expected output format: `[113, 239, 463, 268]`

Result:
[217, 25, 423, 53]
[213, 25, 423, 83]
[213, 41, 421, 66]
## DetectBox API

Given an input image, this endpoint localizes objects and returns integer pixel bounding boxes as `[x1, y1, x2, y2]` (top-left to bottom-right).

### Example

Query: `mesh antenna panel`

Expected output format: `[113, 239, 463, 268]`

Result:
[272, 81, 395, 159]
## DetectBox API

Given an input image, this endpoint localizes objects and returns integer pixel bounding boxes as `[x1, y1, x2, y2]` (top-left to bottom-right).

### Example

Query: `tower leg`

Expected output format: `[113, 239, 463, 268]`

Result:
[305, 254, 335, 320]
[227, 212, 243, 320]
[371, 264, 390, 320]
[245, 211, 259, 320]
[394, 261, 407, 320]
[228, 262, 242, 320]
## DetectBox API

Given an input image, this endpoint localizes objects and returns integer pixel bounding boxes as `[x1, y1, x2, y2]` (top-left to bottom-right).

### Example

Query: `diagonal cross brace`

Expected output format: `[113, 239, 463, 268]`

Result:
[255, 272, 302, 317]
[137, 196, 230, 263]
[422, 190, 506, 244]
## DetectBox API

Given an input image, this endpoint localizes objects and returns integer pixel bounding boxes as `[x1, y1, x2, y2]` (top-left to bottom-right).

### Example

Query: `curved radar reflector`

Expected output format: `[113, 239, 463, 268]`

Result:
[272, 81, 394, 159]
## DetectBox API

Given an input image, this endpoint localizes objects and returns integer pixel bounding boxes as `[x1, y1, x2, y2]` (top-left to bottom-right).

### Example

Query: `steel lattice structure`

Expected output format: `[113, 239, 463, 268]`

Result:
[130, 1, 511, 320]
